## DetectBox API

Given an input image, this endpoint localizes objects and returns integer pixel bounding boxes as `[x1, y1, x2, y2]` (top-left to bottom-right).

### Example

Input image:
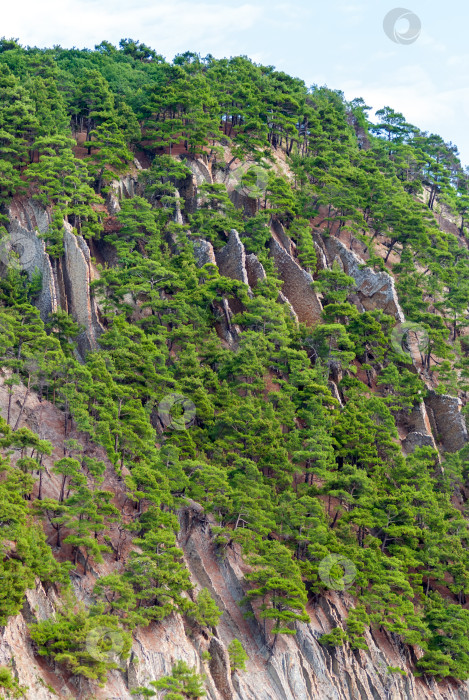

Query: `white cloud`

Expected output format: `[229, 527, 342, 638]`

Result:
[4, 0, 263, 56]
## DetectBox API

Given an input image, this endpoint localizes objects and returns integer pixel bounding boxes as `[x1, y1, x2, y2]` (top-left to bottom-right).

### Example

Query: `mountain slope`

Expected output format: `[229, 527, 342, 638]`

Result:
[0, 39, 469, 699]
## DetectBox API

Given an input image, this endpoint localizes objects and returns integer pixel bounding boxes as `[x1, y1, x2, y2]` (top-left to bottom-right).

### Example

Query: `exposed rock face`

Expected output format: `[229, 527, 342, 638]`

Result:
[328, 381, 343, 407]
[212, 297, 241, 351]
[4, 200, 104, 357]
[186, 158, 213, 186]
[193, 238, 217, 268]
[62, 224, 105, 355]
[277, 291, 298, 322]
[106, 187, 121, 215]
[245, 253, 266, 287]
[215, 229, 249, 286]
[271, 219, 293, 256]
[2, 374, 469, 700]
[425, 391, 468, 452]
[6, 199, 58, 319]
[315, 233, 405, 320]
[403, 431, 438, 454]
[314, 241, 328, 271]
[106, 174, 140, 214]
[213, 163, 258, 216]
[174, 188, 184, 225]
[269, 238, 323, 325]
[403, 402, 438, 452]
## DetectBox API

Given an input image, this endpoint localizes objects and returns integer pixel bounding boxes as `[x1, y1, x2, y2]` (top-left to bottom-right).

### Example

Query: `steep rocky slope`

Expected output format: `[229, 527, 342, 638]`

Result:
[1, 378, 468, 700]
[1, 154, 468, 700]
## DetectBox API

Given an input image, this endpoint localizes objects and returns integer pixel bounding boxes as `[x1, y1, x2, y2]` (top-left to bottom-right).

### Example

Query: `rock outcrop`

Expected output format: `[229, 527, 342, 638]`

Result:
[314, 233, 404, 320]
[193, 238, 217, 268]
[425, 391, 469, 452]
[106, 173, 140, 214]
[213, 163, 258, 216]
[403, 431, 438, 454]
[245, 253, 266, 288]
[271, 220, 293, 255]
[62, 224, 105, 355]
[269, 238, 323, 325]
[402, 402, 438, 453]
[6, 199, 58, 319]
[0, 377, 466, 700]
[215, 229, 249, 286]
[5, 200, 104, 357]
[186, 158, 213, 186]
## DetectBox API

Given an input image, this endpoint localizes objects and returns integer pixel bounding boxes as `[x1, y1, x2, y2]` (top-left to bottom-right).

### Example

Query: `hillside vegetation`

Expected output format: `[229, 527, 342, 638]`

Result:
[0, 37, 469, 692]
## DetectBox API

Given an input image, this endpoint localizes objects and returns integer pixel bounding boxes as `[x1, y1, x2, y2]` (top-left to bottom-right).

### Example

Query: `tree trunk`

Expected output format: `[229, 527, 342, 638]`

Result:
[13, 375, 31, 431]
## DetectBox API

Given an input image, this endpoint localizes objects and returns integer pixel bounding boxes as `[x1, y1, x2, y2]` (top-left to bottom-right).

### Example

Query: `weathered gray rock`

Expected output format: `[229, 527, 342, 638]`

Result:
[215, 229, 249, 286]
[245, 253, 266, 287]
[106, 187, 121, 215]
[425, 391, 468, 452]
[403, 431, 438, 454]
[328, 381, 343, 406]
[315, 233, 405, 320]
[6, 200, 105, 356]
[214, 163, 258, 216]
[63, 223, 105, 355]
[209, 637, 236, 700]
[216, 298, 241, 350]
[174, 188, 184, 225]
[278, 291, 298, 322]
[271, 219, 293, 255]
[6, 199, 57, 319]
[314, 241, 328, 271]
[186, 158, 213, 186]
[270, 219, 293, 255]
[270, 238, 323, 325]
[242, 252, 299, 322]
[402, 402, 438, 452]
[193, 238, 217, 268]
[106, 173, 142, 214]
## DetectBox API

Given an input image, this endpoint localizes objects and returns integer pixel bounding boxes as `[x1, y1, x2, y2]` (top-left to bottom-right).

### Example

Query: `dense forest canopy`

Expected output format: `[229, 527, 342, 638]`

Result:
[0, 36, 469, 691]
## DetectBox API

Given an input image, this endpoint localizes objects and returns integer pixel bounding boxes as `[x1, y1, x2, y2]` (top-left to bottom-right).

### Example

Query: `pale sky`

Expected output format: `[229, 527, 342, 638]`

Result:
[4, 0, 469, 165]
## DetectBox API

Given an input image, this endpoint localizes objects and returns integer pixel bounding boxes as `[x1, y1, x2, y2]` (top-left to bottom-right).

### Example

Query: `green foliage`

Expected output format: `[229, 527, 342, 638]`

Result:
[0, 666, 27, 698]
[314, 263, 356, 304]
[0, 38, 469, 687]
[228, 639, 248, 672]
[132, 660, 206, 698]
[188, 588, 222, 630]
[318, 627, 347, 647]
[29, 602, 132, 685]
